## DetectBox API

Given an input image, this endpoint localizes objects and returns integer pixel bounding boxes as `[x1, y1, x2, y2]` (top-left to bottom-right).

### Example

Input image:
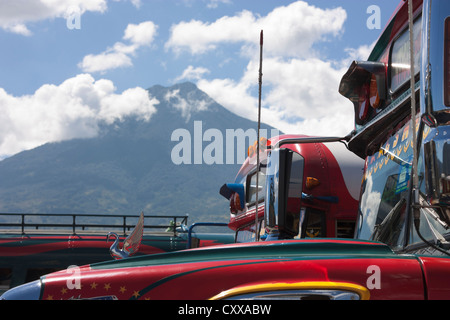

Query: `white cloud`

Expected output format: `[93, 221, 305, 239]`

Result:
[119, 0, 142, 8]
[78, 52, 133, 74]
[197, 57, 354, 137]
[178, 0, 231, 8]
[0, 0, 108, 35]
[166, 1, 346, 58]
[262, 58, 348, 121]
[339, 42, 376, 70]
[3, 23, 32, 36]
[171, 1, 355, 138]
[175, 65, 210, 82]
[123, 21, 158, 46]
[0, 74, 158, 158]
[0, 0, 142, 36]
[197, 77, 257, 121]
[164, 88, 213, 122]
[78, 21, 157, 73]
[206, 0, 232, 9]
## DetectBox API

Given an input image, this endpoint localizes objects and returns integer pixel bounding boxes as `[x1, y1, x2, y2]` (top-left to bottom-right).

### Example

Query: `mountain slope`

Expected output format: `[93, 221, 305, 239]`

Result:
[0, 82, 278, 224]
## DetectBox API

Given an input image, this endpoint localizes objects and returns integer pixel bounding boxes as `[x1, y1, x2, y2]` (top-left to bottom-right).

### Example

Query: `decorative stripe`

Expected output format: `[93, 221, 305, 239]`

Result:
[129, 259, 287, 300]
[209, 281, 371, 300]
[90, 239, 397, 271]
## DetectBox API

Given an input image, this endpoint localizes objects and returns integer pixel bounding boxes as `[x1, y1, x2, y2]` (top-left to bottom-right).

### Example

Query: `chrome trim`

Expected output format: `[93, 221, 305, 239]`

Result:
[223, 289, 361, 300]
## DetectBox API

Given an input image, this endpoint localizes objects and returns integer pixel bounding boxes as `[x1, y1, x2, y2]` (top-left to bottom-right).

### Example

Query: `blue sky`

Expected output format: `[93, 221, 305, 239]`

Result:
[0, 0, 400, 158]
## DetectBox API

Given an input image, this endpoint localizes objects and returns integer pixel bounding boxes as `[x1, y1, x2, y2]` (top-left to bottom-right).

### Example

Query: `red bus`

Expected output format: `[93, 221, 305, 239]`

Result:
[220, 134, 364, 242]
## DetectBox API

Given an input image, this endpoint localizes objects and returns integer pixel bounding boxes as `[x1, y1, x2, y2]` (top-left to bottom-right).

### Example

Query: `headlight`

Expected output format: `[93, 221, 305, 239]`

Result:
[0, 280, 41, 300]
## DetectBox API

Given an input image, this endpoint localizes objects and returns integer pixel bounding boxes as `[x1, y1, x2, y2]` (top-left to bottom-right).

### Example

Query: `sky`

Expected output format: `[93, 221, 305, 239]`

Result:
[0, 0, 400, 159]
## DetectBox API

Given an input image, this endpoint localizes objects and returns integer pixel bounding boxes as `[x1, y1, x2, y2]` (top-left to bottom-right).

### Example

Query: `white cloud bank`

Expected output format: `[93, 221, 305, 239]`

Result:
[0, 74, 158, 158]
[166, 1, 346, 58]
[170, 1, 360, 137]
[0, 0, 373, 158]
[197, 57, 351, 136]
[78, 21, 158, 73]
[0, 0, 141, 36]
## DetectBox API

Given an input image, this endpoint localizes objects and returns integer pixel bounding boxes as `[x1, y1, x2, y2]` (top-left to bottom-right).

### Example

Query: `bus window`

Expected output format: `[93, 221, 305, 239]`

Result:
[445, 17, 450, 106]
[337, 220, 356, 238]
[300, 208, 326, 238]
[247, 170, 266, 205]
[390, 15, 422, 93]
[236, 220, 265, 243]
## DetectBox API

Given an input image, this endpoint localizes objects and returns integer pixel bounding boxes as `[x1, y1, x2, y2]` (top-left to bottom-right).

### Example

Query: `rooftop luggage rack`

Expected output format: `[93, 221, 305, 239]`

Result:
[0, 212, 189, 236]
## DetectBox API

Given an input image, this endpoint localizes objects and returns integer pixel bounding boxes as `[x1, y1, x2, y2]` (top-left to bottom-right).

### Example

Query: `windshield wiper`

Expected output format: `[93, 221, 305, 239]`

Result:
[413, 196, 450, 252]
[371, 198, 406, 243]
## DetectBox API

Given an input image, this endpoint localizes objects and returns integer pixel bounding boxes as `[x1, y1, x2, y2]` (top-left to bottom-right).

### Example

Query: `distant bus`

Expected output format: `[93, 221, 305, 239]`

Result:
[220, 135, 364, 242]
[0, 213, 233, 293]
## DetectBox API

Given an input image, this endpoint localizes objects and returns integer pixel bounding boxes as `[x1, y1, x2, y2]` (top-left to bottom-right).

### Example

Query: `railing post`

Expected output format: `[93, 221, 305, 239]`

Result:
[21, 214, 25, 234]
[72, 215, 76, 234]
[173, 217, 177, 236]
[187, 223, 228, 249]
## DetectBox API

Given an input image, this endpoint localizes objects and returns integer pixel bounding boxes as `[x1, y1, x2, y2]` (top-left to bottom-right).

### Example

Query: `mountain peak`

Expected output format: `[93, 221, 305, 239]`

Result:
[148, 81, 197, 92]
[0, 81, 278, 223]
[148, 82, 218, 123]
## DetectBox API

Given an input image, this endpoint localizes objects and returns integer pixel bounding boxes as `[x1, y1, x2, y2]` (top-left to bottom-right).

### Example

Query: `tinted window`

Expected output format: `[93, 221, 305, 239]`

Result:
[390, 16, 422, 93]
[248, 171, 266, 204]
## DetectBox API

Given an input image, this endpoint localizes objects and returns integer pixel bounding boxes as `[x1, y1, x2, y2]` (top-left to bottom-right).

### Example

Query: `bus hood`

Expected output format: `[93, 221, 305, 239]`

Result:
[1, 239, 421, 300]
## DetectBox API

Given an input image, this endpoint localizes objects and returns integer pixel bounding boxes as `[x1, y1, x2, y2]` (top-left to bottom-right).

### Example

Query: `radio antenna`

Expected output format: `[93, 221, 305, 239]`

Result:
[255, 30, 263, 241]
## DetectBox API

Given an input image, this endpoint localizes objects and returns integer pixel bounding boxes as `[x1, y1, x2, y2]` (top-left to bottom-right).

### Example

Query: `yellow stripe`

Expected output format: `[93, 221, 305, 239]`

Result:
[209, 281, 370, 300]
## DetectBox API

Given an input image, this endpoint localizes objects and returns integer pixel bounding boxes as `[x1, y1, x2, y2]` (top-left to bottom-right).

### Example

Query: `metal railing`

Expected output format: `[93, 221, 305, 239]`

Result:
[186, 222, 229, 249]
[0, 212, 189, 236]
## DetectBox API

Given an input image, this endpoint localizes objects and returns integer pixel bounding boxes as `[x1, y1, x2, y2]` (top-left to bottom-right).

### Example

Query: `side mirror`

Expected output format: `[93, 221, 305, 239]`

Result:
[220, 183, 245, 211]
[339, 60, 387, 126]
[264, 148, 304, 239]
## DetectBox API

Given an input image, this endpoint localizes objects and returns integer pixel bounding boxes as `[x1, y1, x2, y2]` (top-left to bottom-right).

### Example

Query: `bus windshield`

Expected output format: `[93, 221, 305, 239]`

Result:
[356, 118, 414, 248]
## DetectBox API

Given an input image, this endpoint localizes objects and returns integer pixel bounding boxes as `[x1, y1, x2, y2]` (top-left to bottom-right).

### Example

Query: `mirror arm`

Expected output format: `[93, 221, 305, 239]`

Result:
[272, 135, 351, 150]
